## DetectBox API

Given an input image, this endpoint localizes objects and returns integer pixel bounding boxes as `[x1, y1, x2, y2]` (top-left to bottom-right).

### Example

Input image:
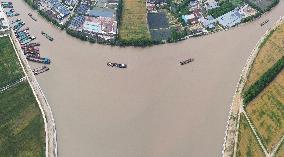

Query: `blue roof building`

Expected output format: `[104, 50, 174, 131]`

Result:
[200, 15, 216, 29]
[217, 8, 244, 28]
[87, 7, 116, 18]
[69, 15, 85, 30]
[49, 0, 70, 19]
[76, 3, 90, 15]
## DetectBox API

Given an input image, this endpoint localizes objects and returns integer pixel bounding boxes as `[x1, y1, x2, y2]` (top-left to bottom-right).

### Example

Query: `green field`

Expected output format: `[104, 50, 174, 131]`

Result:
[119, 0, 151, 41]
[0, 36, 45, 156]
[276, 141, 284, 156]
[238, 22, 284, 155]
[246, 70, 284, 151]
[236, 114, 265, 157]
[0, 82, 45, 157]
[0, 36, 24, 87]
[244, 23, 284, 91]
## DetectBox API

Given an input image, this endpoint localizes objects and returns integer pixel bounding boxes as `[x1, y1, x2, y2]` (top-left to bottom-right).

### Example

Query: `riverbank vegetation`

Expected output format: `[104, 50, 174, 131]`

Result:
[244, 24, 284, 91]
[24, 0, 279, 46]
[238, 22, 284, 155]
[38, 10, 65, 30]
[276, 141, 284, 156]
[0, 36, 24, 87]
[244, 0, 279, 13]
[208, 1, 236, 18]
[118, 0, 151, 42]
[24, 0, 37, 9]
[236, 114, 265, 157]
[243, 56, 284, 105]
[0, 36, 45, 156]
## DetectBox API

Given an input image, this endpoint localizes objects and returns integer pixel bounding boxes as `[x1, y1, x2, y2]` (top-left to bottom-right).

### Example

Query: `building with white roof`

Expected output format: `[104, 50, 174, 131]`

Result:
[0, 5, 10, 32]
[217, 8, 244, 28]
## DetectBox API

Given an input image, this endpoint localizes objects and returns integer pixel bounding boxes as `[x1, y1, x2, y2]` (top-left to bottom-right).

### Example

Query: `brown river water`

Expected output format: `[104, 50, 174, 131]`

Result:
[11, 1, 284, 156]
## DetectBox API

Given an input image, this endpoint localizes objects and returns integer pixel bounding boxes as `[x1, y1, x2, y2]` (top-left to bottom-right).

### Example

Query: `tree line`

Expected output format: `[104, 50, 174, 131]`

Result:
[243, 56, 284, 106]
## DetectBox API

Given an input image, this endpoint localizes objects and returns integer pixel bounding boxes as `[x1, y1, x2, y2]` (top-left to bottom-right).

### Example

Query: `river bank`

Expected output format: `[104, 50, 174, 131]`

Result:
[11, 0, 284, 156]
[222, 16, 284, 157]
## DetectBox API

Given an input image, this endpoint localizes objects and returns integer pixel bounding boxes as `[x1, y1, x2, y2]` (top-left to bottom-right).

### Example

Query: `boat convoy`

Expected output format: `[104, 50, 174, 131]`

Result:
[2, 2, 52, 75]
[106, 58, 195, 69]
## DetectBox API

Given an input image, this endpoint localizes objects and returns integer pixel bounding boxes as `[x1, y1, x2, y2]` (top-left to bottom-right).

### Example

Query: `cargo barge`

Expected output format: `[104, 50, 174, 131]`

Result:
[26, 56, 51, 64]
[32, 66, 49, 75]
[180, 58, 194, 65]
[41, 31, 54, 41]
[28, 13, 37, 21]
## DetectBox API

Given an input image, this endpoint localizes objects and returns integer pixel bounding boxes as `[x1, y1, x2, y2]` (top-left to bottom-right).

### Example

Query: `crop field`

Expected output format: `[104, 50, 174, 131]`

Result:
[148, 12, 169, 29]
[276, 142, 284, 156]
[0, 81, 45, 156]
[0, 36, 45, 156]
[119, 0, 151, 41]
[236, 114, 265, 157]
[220, 0, 244, 7]
[245, 0, 278, 12]
[0, 36, 24, 87]
[244, 23, 284, 91]
[246, 70, 284, 151]
[150, 29, 171, 41]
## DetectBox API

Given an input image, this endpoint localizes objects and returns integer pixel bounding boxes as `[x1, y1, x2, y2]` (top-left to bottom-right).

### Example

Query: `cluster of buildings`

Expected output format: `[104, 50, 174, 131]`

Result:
[68, 0, 119, 40]
[34, 0, 260, 42]
[181, 0, 257, 35]
[216, 5, 257, 28]
[147, 0, 167, 12]
[0, 5, 9, 33]
[38, 0, 71, 22]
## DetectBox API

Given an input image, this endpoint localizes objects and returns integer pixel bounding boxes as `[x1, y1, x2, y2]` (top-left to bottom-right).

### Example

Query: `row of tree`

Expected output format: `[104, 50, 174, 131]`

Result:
[244, 0, 279, 13]
[208, 1, 235, 18]
[243, 56, 284, 106]
[24, 0, 38, 9]
[38, 10, 65, 30]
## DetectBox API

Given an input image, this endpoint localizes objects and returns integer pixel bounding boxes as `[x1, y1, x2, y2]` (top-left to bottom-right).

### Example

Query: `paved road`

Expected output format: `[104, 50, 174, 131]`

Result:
[11, 1, 284, 157]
